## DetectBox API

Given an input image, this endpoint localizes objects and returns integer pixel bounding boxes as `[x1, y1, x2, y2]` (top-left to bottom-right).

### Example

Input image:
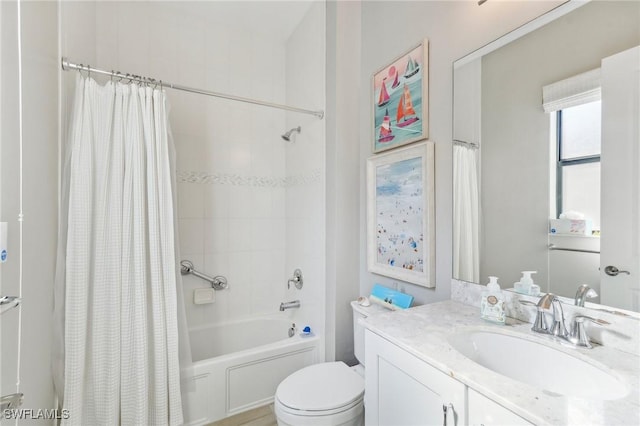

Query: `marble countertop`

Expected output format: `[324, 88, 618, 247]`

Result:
[362, 300, 640, 426]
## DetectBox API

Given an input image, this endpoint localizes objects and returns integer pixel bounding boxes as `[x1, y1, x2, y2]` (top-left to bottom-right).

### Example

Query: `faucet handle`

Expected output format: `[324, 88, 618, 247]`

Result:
[518, 299, 550, 333]
[574, 315, 610, 326]
[287, 269, 303, 289]
[568, 315, 610, 348]
[548, 297, 570, 339]
[536, 293, 557, 309]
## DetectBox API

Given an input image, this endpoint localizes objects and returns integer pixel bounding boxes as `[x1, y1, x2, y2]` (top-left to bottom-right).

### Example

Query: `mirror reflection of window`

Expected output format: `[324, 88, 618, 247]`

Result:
[555, 100, 601, 232]
[543, 72, 602, 302]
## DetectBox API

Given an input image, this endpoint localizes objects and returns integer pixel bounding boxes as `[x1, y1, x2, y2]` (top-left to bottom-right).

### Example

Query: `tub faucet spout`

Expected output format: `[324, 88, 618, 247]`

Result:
[280, 300, 300, 311]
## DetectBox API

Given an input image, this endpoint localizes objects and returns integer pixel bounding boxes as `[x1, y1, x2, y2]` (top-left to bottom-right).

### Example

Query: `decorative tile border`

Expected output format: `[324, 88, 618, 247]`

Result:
[177, 169, 321, 188]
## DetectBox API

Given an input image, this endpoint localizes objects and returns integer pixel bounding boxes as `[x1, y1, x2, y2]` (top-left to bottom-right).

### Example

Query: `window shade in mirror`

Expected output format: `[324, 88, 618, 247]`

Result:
[542, 68, 601, 113]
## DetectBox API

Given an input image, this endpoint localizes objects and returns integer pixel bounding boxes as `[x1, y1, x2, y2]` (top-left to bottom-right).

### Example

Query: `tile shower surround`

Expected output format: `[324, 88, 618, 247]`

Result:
[178, 168, 323, 328]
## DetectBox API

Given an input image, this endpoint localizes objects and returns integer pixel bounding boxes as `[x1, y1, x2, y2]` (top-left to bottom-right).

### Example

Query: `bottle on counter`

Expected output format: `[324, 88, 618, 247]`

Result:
[481, 276, 505, 324]
[514, 271, 540, 296]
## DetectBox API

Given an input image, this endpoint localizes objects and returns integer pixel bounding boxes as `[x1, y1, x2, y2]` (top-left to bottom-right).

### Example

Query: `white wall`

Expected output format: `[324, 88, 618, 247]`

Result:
[358, 0, 564, 305]
[325, 0, 361, 364]
[1, 0, 58, 414]
[285, 1, 327, 357]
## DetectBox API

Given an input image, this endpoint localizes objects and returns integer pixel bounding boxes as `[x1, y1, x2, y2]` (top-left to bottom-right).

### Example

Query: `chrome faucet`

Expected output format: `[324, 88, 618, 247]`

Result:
[519, 293, 567, 338]
[520, 293, 610, 348]
[279, 300, 300, 311]
[574, 284, 598, 307]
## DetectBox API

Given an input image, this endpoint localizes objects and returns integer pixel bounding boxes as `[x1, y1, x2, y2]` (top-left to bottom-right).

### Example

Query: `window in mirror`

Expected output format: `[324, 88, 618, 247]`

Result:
[560, 101, 601, 159]
[561, 162, 601, 229]
[554, 100, 601, 230]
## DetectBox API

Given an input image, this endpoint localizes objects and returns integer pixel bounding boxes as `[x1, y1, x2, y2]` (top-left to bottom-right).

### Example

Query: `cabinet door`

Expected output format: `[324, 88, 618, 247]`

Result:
[468, 388, 532, 426]
[365, 330, 466, 426]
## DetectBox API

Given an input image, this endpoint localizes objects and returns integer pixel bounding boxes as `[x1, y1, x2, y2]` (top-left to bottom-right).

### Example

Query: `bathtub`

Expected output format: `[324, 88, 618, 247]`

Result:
[182, 315, 320, 425]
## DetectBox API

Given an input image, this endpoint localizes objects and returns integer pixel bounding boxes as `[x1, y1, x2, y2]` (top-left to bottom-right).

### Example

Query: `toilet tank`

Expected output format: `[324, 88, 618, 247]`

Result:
[351, 300, 388, 366]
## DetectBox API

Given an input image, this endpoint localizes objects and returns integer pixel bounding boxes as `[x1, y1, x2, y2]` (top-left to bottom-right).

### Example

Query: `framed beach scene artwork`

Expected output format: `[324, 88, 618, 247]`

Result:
[372, 40, 429, 153]
[367, 142, 435, 287]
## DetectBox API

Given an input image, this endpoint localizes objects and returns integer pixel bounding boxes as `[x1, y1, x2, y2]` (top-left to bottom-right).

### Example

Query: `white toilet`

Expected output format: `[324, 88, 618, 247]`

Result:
[274, 300, 387, 426]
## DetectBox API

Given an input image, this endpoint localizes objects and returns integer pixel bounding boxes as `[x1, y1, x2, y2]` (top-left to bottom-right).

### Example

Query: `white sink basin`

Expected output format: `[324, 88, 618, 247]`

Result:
[448, 330, 628, 400]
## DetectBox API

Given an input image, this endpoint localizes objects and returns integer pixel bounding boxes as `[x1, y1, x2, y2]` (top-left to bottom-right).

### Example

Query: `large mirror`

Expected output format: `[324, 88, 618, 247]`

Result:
[452, 0, 640, 312]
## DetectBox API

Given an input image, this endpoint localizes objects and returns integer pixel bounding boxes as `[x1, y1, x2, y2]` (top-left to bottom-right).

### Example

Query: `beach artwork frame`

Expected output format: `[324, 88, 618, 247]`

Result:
[372, 40, 429, 153]
[367, 142, 435, 287]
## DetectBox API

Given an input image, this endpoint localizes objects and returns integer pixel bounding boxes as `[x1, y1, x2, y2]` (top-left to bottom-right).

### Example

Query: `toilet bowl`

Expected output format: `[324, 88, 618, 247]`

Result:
[274, 300, 388, 426]
[274, 362, 364, 426]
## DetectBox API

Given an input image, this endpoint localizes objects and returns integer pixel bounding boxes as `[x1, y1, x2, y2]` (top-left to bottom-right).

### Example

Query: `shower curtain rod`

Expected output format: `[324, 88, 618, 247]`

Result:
[453, 139, 479, 149]
[61, 57, 325, 119]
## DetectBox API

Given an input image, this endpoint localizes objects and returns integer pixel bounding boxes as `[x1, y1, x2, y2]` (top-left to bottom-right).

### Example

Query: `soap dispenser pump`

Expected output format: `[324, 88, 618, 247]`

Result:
[481, 276, 505, 324]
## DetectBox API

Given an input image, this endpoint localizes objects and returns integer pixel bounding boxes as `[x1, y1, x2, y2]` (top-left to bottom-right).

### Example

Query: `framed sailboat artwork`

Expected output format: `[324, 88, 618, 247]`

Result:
[372, 40, 429, 153]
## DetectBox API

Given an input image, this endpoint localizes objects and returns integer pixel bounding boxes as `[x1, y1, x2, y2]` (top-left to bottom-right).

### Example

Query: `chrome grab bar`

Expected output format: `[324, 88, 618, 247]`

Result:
[0, 296, 21, 315]
[180, 260, 228, 290]
[0, 393, 23, 411]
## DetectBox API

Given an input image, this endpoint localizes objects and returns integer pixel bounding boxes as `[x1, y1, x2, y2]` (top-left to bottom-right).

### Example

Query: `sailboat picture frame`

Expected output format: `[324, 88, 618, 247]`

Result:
[372, 40, 429, 153]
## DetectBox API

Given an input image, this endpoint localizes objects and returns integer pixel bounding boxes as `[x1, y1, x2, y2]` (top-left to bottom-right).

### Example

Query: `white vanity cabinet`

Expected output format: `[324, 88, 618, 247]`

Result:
[365, 330, 466, 425]
[365, 330, 532, 426]
[467, 389, 532, 426]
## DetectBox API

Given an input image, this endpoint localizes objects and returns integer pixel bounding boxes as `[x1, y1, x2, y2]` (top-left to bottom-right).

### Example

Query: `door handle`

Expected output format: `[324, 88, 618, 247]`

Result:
[443, 403, 455, 426]
[442, 403, 447, 426]
[604, 265, 631, 276]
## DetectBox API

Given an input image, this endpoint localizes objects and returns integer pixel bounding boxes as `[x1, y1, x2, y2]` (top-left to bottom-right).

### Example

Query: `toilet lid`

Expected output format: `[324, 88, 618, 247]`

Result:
[276, 362, 364, 412]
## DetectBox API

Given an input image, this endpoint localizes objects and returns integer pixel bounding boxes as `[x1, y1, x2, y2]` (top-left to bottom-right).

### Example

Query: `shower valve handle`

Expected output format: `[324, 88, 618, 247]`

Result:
[287, 269, 303, 289]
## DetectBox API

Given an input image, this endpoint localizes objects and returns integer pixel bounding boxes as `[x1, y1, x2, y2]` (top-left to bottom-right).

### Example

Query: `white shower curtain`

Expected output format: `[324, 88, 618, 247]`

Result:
[453, 143, 480, 283]
[54, 74, 186, 425]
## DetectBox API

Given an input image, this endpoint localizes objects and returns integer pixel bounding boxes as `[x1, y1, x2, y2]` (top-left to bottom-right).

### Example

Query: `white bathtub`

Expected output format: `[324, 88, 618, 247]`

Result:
[183, 315, 320, 425]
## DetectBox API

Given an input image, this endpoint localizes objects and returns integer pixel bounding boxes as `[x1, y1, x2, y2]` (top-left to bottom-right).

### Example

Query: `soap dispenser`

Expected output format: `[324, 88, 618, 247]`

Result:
[481, 276, 505, 324]
[514, 271, 540, 296]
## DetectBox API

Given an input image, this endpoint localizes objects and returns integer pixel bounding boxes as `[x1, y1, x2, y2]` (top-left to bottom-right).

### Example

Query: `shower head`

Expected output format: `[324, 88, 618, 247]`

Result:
[281, 126, 301, 142]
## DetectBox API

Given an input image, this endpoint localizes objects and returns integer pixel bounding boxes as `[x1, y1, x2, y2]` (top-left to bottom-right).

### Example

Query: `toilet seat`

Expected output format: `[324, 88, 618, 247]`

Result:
[275, 361, 364, 416]
[276, 396, 362, 418]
